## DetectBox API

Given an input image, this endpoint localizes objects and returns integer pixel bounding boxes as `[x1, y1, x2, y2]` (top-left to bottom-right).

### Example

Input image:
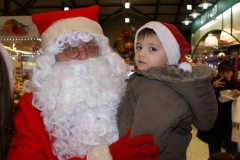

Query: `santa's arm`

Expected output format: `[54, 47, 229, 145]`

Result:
[70, 129, 159, 160]
[8, 93, 57, 160]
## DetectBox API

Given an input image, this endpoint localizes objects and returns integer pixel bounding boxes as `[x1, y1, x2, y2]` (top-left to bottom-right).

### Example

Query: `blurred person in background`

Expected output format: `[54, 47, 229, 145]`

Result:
[197, 60, 240, 157]
[0, 42, 15, 160]
[208, 152, 234, 160]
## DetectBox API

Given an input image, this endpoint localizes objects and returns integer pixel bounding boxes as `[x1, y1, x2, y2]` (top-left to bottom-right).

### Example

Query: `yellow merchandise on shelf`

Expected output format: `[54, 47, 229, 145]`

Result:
[14, 75, 25, 101]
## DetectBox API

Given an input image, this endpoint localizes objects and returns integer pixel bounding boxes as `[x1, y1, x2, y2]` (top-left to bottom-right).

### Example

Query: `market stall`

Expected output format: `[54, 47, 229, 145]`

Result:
[191, 0, 240, 74]
[0, 16, 40, 101]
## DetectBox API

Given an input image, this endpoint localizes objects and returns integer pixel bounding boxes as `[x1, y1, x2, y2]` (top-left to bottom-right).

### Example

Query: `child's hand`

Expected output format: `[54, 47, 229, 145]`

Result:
[213, 77, 225, 88]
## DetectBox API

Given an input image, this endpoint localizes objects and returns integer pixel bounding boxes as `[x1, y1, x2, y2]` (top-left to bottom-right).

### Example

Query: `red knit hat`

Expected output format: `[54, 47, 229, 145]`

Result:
[32, 5, 102, 50]
[134, 21, 192, 72]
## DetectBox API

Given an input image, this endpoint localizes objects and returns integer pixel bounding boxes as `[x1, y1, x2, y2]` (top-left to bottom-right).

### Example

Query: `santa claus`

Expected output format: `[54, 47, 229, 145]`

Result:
[7, 5, 158, 160]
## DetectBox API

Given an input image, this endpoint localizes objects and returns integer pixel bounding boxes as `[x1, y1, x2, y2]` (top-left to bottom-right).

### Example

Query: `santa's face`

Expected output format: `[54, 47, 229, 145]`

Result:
[31, 33, 127, 160]
[56, 40, 99, 62]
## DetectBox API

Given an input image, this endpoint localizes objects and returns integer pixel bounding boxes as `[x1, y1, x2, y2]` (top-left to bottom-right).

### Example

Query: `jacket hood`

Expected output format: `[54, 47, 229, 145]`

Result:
[137, 64, 216, 83]
[136, 64, 217, 130]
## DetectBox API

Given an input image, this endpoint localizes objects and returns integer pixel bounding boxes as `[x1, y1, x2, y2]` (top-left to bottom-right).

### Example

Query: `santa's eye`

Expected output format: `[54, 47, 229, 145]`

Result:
[65, 47, 74, 52]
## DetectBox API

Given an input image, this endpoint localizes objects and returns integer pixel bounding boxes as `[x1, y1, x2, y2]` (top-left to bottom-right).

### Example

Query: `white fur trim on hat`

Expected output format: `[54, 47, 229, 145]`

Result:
[0, 43, 13, 94]
[87, 144, 112, 160]
[134, 21, 180, 66]
[41, 17, 104, 51]
[179, 62, 192, 72]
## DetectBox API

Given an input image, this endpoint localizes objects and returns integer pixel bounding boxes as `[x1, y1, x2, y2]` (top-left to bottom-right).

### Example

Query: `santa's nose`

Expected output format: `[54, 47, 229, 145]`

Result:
[78, 49, 88, 60]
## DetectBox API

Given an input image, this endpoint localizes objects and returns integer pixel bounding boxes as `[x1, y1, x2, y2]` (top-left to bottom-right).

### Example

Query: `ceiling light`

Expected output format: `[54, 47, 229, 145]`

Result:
[189, 10, 201, 18]
[204, 33, 218, 47]
[182, 18, 192, 25]
[125, 18, 130, 23]
[187, 5, 192, 10]
[64, 7, 69, 11]
[125, 2, 130, 8]
[198, 0, 212, 9]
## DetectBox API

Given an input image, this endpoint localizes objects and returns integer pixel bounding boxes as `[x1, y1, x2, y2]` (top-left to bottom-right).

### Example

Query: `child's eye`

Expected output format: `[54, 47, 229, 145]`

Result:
[136, 46, 142, 50]
[149, 47, 157, 51]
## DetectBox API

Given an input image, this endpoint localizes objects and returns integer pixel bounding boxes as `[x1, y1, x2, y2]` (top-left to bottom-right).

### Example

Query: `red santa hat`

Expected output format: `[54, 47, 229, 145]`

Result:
[135, 21, 192, 72]
[32, 5, 102, 51]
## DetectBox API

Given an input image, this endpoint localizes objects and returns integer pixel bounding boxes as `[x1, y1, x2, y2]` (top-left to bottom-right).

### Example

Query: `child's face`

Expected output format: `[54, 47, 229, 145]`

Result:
[134, 34, 168, 71]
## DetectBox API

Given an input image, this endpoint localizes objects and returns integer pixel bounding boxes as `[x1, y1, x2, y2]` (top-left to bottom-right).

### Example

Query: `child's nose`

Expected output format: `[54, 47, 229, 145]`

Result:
[138, 50, 145, 57]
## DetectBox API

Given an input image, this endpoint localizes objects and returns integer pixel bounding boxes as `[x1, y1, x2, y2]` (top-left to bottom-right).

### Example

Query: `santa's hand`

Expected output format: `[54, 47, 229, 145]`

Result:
[109, 129, 159, 160]
[85, 129, 158, 160]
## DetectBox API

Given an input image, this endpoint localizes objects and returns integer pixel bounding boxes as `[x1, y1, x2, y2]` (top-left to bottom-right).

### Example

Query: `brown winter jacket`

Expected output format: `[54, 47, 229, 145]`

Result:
[117, 64, 218, 160]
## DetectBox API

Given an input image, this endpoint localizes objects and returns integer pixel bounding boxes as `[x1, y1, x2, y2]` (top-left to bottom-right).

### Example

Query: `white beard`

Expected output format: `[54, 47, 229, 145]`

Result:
[31, 55, 127, 160]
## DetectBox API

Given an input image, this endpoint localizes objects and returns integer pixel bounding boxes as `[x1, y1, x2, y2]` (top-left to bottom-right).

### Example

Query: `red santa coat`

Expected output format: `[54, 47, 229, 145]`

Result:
[8, 93, 157, 160]
[8, 93, 81, 160]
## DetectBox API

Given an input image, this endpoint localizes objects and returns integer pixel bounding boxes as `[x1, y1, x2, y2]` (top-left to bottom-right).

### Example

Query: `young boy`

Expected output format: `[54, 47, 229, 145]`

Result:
[117, 21, 218, 159]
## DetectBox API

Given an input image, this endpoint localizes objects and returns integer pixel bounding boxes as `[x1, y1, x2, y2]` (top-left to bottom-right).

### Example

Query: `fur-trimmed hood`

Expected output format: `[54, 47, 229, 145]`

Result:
[137, 64, 216, 83]
[131, 64, 217, 130]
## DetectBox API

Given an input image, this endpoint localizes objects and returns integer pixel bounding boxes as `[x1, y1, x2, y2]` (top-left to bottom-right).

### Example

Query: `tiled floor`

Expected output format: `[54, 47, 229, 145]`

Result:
[186, 125, 225, 160]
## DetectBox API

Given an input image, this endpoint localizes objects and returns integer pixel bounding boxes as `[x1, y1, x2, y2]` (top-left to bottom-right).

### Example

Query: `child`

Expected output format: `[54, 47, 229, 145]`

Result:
[117, 21, 218, 159]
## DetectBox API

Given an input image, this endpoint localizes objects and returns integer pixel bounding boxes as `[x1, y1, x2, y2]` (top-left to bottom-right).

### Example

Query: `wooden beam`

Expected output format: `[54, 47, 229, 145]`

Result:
[173, 0, 184, 25]
[154, 0, 160, 20]
[4, 0, 11, 15]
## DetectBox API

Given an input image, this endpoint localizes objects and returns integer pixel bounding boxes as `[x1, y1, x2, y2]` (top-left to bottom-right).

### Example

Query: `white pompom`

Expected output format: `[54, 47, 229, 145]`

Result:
[178, 62, 192, 72]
